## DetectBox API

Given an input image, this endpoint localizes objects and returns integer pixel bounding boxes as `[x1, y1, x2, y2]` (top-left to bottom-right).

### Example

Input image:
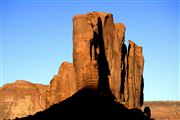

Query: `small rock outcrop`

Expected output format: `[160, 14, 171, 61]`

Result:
[0, 80, 49, 119]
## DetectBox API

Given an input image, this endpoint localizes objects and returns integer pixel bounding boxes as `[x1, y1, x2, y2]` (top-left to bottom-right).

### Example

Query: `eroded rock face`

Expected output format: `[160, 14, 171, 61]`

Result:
[110, 23, 126, 102]
[48, 62, 76, 106]
[47, 75, 61, 106]
[126, 40, 144, 109]
[0, 80, 49, 119]
[73, 12, 114, 94]
[73, 12, 144, 109]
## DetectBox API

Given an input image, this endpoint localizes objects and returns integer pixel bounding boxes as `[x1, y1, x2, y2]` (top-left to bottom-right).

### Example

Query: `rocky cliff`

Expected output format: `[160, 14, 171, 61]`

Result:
[0, 11, 146, 119]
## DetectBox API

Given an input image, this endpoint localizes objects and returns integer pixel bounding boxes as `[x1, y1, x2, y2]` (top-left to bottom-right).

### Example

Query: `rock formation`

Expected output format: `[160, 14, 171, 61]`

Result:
[110, 23, 126, 102]
[0, 11, 145, 119]
[0, 80, 49, 119]
[127, 40, 144, 109]
[48, 62, 76, 106]
[73, 12, 144, 109]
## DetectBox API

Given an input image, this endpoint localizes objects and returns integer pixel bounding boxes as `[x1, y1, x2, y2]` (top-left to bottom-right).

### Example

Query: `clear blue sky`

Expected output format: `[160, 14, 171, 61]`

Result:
[0, 0, 179, 101]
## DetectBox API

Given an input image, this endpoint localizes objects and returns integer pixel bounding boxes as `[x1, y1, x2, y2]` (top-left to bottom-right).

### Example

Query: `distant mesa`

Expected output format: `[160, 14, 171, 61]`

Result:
[0, 11, 156, 119]
[0, 80, 49, 119]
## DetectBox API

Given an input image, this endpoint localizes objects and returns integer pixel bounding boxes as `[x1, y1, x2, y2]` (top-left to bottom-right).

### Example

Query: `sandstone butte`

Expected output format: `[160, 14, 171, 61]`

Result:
[0, 12, 179, 120]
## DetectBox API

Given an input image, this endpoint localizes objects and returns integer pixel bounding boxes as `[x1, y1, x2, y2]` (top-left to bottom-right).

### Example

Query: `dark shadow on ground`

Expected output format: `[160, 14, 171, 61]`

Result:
[15, 88, 151, 120]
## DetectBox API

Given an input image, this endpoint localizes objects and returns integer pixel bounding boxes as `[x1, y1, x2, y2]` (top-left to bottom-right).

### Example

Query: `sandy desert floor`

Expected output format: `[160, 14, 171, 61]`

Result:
[143, 101, 180, 120]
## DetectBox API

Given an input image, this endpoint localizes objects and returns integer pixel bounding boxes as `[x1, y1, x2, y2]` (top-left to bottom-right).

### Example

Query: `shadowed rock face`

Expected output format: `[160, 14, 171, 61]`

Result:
[0, 80, 49, 119]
